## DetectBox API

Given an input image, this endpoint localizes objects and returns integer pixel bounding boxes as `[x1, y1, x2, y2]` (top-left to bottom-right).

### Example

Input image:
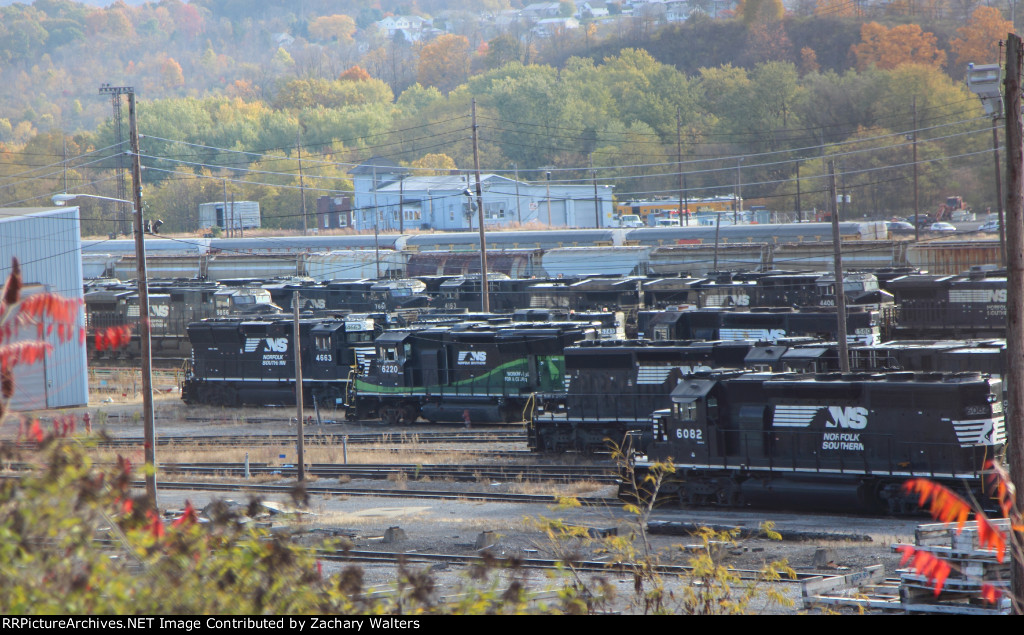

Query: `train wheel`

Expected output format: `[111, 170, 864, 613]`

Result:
[380, 405, 402, 425]
[400, 404, 419, 424]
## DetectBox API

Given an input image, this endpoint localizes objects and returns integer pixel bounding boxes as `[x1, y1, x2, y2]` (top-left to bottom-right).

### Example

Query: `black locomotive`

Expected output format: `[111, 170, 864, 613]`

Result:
[527, 337, 1008, 455]
[886, 268, 1007, 339]
[85, 279, 281, 361]
[636, 370, 1004, 513]
[528, 339, 823, 454]
[639, 305, 880, 345]
[181, 314, 378, 408]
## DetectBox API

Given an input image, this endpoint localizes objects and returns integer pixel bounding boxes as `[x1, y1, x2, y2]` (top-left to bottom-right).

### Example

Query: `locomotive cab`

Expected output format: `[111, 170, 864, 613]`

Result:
[651, 378, 719, 462]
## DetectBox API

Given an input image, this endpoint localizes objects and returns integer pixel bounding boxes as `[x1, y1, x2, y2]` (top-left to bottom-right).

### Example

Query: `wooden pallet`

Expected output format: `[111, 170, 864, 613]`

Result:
[801, 565, 903, 611]
[895, 520, 1012, 615]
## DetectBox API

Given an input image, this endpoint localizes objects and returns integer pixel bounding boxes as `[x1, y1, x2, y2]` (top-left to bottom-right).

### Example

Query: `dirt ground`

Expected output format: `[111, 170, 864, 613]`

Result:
[3, 389, 921, 614]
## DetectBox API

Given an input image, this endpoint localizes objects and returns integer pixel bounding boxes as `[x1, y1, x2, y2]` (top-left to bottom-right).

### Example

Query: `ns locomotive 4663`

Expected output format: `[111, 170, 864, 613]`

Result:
[635, 370, 1004, 513]
[181, 314, 377, 408]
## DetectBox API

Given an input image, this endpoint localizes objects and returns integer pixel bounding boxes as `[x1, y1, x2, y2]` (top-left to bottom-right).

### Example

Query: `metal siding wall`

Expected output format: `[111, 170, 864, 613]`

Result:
[0, 209, 88, 409]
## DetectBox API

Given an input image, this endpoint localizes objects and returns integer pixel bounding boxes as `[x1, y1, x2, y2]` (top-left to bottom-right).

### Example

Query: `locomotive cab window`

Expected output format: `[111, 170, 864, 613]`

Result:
[383, 348, 398, 361]
[673, 400, 697, 421]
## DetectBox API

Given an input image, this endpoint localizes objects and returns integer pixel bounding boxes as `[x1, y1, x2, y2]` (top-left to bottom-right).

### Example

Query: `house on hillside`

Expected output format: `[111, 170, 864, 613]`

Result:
[376, 15, 431, 41]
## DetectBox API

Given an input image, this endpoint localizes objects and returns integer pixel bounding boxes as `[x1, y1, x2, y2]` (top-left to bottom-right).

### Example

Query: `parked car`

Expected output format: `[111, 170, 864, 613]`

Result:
[618, 214, 644, 228]
[906, 214, 933, 227]
[886, 221, 916, 235]
[655, 218, 681, 228]
[928, 222, 957, 233]
[978, 219, 1000, 233]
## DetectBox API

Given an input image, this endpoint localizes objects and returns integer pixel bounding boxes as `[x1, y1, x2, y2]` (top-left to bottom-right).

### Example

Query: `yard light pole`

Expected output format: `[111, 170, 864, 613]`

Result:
[967, 62, 1007, 266]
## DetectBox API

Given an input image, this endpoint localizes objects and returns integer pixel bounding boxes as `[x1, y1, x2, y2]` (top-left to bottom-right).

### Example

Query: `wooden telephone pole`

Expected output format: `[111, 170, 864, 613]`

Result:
[1003, 32, 1024, 614]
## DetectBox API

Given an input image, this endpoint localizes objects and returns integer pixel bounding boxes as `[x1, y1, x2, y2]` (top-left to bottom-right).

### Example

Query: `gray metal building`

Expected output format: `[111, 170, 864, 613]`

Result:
[0, 207, 88, 410]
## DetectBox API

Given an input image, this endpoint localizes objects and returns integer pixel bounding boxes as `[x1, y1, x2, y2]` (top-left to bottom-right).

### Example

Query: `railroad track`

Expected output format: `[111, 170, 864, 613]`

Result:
[156, 461, 618, 483]
[88, 430, 527, 449]
[89, 366, 184, 387]
[314, 549, 816, 583]
[148, 480, 618, 506]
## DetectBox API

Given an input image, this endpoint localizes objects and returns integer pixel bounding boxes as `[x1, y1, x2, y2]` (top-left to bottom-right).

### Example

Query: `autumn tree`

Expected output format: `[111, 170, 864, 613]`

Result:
[950, 6, 1011, 75]
[339, 65, 371, 82]
[409, 153, 457, 175]
[160, 57, 185, 88]
[737, 0, 784, 25]
[308, 14, 356, 43]
[800, 46, 820, 74]
[417, 34, 471, 94]
[743, 20, 793, 64]
[851, 22, 946, 71]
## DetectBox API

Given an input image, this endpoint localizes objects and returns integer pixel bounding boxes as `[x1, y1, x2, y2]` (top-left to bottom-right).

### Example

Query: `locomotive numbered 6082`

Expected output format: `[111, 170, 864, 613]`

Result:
[635, 370, 1005, 513]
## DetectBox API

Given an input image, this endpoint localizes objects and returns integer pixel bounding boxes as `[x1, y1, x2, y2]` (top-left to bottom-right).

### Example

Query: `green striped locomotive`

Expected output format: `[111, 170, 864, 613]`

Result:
[350, 322, 597, 424]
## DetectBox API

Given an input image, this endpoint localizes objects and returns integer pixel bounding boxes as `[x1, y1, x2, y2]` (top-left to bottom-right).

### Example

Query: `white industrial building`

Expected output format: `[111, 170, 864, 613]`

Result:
[0, 207, 88, 410]
[349, 158, 614, 232]
[199, 201, 261, 231]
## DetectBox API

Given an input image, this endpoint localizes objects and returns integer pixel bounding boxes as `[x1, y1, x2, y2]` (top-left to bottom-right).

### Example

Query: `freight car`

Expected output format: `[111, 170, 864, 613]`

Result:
[634, 370, 1004, 513]
[350, 322, 599, 424]
[181, 314, 378, 408]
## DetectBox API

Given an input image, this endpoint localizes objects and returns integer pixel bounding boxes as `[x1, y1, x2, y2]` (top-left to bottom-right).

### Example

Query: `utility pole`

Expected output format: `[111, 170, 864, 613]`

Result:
[293, 291, 305, 483]
[677, 107, 684, 227]
[683, 173, 690, 226]
[297, 129, 307, 236]
[713, 211, 721, 272]
[1002, 32, 1024, 614]
[591, 155, 601, 228]
[399, 176, 405, 234]
[994, 116, 1007, 267]
[796, 162, 802, 222]
[101, 85, 157, 512]
[372, 164, 381, 279]
[222, 179, 229, 237]
[829, 160, 850, 374]
[735, 158, 743, 225]
[913, 97, 920, 243]
[512, 163, 522, 224]
[472, 98, 490, 312]
[545, 171, 552, 226]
